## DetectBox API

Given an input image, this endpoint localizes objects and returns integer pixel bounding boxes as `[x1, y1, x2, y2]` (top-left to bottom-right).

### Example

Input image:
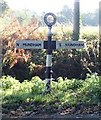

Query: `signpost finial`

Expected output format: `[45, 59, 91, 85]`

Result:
[44, 12, 56, 27]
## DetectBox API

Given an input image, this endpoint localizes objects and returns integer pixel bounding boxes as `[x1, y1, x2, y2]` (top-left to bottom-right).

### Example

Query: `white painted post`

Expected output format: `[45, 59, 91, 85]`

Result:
[44, 13, 56, 93]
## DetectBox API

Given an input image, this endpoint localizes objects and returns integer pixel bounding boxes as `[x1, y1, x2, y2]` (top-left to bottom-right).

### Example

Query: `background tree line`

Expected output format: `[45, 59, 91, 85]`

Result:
[0, 0, 99, 26]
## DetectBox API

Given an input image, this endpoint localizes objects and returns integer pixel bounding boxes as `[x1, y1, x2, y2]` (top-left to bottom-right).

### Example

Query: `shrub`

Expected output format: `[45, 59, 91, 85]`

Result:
[1, 74, 100, 106]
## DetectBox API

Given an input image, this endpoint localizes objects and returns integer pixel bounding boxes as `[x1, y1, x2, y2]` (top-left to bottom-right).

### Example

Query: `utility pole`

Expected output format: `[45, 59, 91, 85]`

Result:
[72, 0, 80, 41]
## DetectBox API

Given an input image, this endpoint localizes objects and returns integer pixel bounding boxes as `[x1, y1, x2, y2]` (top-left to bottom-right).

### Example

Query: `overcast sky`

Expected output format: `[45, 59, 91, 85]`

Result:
[5, 0, 100, 14]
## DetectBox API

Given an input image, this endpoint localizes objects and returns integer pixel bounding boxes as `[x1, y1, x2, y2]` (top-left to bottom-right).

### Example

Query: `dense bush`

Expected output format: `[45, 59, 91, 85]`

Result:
[3, 47, 99, 81]
[1, 13, 99, 81]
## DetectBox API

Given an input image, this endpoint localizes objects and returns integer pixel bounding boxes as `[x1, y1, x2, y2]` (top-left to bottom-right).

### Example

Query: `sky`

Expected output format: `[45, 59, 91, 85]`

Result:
[5, 0, 100, 14]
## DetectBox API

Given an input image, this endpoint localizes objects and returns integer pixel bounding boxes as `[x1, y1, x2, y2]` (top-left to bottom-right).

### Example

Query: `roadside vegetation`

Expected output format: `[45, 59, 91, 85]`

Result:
[0, 0, 100, 117]
[0, 0, 99, 81]
[1, 74, 101, 116]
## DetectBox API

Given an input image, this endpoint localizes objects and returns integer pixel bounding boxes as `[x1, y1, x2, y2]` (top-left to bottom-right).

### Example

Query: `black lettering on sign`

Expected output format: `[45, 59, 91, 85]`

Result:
[81, 44, 84, 46]
[59, 43, 61, 47]
[71, 44, 74, 46]
[16, 43, 19, 46]
[78, 44, 80, 46]
[65, 43, 68, 46]
[23, 43, 41, 46]
[65, 43, 84, 47]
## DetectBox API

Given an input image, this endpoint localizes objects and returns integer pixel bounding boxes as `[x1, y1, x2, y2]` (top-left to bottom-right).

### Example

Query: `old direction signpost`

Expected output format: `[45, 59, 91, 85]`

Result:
[56, 41, 84, 49]
[16, 40, 44, 49]
[16, 12, 85, 93]
[16, 40, 84, 50]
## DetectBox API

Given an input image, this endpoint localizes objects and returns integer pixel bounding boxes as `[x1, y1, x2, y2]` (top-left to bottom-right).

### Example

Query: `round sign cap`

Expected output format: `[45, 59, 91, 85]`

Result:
[44, 12, 56, 27]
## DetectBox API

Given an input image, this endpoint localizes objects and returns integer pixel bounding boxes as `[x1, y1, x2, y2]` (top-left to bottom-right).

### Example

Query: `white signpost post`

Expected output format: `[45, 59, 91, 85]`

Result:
[16, 13, 85, 93]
